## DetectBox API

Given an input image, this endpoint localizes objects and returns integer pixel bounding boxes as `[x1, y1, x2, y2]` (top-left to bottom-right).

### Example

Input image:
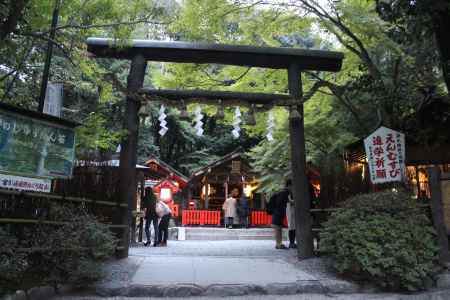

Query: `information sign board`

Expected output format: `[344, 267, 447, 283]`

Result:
[0, 106, 76, 178]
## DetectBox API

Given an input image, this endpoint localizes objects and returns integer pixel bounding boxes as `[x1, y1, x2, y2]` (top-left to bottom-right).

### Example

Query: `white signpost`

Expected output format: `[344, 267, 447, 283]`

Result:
[364, 126, 405, 184]
[43, 82, 63, 117]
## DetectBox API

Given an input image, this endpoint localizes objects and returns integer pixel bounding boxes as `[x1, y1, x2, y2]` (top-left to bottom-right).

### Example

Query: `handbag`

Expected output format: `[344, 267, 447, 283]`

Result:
[156, 201, 171, 217]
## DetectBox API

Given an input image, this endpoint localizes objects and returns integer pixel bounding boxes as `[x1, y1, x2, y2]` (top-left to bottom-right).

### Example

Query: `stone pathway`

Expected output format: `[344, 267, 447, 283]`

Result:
[46, 240, 450, 299]
[52, 291, 450, 300]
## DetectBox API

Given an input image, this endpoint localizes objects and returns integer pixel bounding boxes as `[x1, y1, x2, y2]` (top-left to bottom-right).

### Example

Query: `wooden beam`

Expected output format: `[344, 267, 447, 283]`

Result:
[0, 218, 128, 228]
[0, 189, 128, 207]
[427, 166, 450, 265]
[118, 54, 147, 258]
[139, 88, 295, 107]
[86, 38, 344, 71]
[288, 64, 314, 259]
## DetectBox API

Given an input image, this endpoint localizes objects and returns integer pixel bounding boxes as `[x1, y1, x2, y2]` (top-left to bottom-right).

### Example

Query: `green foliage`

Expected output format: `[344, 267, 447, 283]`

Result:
[0, 228, 28, 295]
[0, 205, 116, 296]
[320, 191, 439, 291]
[76, 112, 126, 157]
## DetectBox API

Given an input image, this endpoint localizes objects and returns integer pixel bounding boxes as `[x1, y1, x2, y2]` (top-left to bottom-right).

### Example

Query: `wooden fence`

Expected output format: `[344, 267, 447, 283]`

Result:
[0, 165, 131, 254]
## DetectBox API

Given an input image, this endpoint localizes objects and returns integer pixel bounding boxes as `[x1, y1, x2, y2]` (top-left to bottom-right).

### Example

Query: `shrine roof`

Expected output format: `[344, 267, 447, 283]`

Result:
[86, 38, 343, 71]
[144, 156, 188, 183]
[189, 148, 254, 180]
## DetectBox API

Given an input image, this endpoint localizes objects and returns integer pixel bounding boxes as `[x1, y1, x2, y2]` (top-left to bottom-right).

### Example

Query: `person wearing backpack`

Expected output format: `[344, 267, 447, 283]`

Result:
[156, 198, 172, 247]
[270, 179, 291, 249]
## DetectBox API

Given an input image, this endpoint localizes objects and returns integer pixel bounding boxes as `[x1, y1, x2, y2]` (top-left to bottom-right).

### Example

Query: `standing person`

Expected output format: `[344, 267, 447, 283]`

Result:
[286, 193, 296, 248]
[270, 179, 291, 250]
[156, 199, 172, 247]
[142, 188, 158, 247]
[223, 188, 238, 229]
[237, 194, 250, 228]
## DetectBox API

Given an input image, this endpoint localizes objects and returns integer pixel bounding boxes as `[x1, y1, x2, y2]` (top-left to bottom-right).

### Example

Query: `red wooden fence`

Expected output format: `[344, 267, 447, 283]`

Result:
[250, 210, 272, 225]
[250, 210, 288, 227]
[182, 210, 221, 226]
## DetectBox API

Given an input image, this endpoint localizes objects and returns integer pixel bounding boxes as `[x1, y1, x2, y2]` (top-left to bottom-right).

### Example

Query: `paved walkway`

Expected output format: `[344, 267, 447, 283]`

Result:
[53, 292, 450, 300]
[48, 241, 450, 299]
[129, 240, 328, 287]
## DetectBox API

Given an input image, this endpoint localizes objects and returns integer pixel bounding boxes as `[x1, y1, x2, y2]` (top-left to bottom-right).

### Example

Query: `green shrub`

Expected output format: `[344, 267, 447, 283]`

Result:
[0, 228, 28, 295]
[319, 190, 439, 291]
[26, 205, 117, 288]
[0, 204, 117, 296]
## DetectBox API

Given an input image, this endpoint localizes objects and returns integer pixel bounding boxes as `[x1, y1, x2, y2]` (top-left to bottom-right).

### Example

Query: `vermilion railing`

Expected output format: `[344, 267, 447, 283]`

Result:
[182, 210, 221, 226]
[250, 210, 272, 225]
[250, 210, 288, 227]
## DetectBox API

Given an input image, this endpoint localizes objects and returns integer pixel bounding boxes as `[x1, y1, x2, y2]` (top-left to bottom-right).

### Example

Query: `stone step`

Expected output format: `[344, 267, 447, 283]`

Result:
[171, 227, 289, 241]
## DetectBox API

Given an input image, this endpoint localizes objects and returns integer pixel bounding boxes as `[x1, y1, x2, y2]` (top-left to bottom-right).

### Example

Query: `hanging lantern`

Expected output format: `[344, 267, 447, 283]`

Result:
[232, 106, 241, 139]
[158, 104, 168, 136]
[244, 104, 256, 126]
[179, 101, 189, 120]
[194, 106, 204, 136]
[138, 104, 150, 125]
[215, 100, 225, 119]
[266, 110, 274, 142]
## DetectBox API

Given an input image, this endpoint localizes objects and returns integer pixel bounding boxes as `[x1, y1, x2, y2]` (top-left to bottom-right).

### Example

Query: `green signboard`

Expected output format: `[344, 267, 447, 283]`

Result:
[0, 106, 76, 178]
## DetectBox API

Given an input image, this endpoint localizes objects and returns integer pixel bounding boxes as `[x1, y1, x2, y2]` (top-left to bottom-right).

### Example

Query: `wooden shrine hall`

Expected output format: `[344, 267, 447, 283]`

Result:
[188, 149, 259, 211]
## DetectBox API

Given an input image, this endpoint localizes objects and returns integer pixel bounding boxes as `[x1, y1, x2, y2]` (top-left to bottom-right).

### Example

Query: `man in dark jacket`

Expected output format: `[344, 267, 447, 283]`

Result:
[142, 188, 159, 246]
[237, 195, 250, 228]
[271, 179, 291, 249]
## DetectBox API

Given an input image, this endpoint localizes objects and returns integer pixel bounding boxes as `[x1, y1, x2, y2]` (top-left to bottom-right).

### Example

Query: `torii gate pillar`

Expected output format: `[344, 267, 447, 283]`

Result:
[288, 64, 314, 259]
[117, 55, 147, 258]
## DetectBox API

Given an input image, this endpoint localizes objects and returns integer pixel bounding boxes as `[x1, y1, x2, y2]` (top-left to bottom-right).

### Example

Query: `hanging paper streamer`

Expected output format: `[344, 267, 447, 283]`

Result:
[266, 110, 275, 142]
[194, 106, 204, 136]
[232, 107, 241, 139]
[158, 104, 168, 136]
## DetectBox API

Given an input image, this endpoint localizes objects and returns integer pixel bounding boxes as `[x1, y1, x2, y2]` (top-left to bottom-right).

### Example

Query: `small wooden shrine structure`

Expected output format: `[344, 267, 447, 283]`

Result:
[142, 156, 188, 217]
[187, 149, 260, 211]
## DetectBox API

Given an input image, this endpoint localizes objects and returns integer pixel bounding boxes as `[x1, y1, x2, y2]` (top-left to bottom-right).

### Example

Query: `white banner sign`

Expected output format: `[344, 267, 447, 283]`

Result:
[0, 173, 51, 193]
[364, 126, 405, 184]
[43, 82, 63, 117]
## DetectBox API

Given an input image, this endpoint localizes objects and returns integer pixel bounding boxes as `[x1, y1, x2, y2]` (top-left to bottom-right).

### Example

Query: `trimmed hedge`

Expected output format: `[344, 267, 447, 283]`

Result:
[320, 190, 439, 291]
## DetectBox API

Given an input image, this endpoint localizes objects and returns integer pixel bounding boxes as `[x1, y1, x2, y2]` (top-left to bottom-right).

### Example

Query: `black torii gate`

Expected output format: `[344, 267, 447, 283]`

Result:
[86, 37, 343, 259]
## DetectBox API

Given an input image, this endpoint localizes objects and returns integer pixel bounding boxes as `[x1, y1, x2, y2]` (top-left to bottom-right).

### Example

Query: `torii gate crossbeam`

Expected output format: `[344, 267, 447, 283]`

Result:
[86, 37, 343, 259]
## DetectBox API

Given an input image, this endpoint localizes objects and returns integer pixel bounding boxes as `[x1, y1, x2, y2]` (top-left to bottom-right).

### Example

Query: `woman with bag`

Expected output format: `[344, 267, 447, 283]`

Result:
[156, 198, 172, 247]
